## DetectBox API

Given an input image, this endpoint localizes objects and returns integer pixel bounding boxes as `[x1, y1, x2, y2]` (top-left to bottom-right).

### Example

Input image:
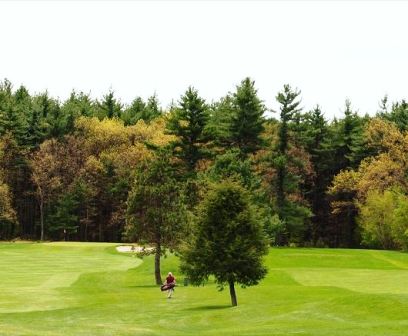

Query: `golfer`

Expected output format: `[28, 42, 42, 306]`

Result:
[164, 272, 176, 298]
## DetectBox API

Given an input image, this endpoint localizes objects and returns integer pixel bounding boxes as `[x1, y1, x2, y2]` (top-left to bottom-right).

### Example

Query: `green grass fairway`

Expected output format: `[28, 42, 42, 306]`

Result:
[1, 243, 408, 335]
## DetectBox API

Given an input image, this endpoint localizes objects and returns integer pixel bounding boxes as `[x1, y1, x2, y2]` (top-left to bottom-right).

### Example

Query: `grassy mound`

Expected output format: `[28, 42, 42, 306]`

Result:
[0, 242, 408, 335]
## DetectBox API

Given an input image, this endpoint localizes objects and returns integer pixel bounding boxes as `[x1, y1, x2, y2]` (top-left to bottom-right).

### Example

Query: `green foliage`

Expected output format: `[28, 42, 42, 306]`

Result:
[274, 84, 301, 204]
[393, 193, 408, 250]
[0, 182, 17, 239]
[166, 87, 209, 172]
[126, 149, 187, 283]
[144, 94, 162, 121]
[206, 149, 277, 246]
[263, 214, 285, 245]
[96, 91, 122, 119]
[206, 149, 255, 189]
[271, 84, 312, 244]
[229, 77, 265, 156]
[180, 180, 268, 306]
[206, 95, 234, 147]
[358, 188, 408, 250]
[61, 91, 95, 133]
[122, 94, 162, 125]
[378, 98, 408, 131]
[0, 81, 28, 146]
[47, 184, 86, 239]
[122, 97, 146, 125]
[330, 100, 368, 171]
[2, 77, 408, 250]
[296, 106, 333, 243]
[276, 84, 301, 154]
[126, 150, 186, 246]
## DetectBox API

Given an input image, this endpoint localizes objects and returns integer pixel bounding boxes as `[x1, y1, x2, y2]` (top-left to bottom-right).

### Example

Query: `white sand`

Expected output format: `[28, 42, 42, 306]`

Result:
[116, 245, 154, 253]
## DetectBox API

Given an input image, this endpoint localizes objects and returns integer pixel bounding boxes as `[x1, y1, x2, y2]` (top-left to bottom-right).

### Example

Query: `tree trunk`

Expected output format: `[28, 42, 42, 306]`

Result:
[228, 280, 237, 306]
[154, 242, 162, 285]
[40, 201, 44, 241]
[98, 218, 103, 242]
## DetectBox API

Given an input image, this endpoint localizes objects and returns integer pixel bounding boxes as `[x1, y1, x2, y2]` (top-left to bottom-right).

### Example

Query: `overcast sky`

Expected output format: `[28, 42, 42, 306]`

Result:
[1, 1, 408, 118]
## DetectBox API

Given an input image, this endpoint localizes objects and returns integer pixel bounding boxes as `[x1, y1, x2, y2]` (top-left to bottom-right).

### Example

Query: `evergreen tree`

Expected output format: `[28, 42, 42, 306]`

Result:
[46, 100, 65, 138]
[122, 94, 161, 125]
[97, 91, 122, 119]
[126, 150, 186, 284]
[229, 78, 265, 156]
[298, 106, 333, 244]
[180, 180, 268, 306]
[378, 99, 408, 132]
[14, 85, 30, 104]
[206, 148, 276, 245]
[0, 104, 28, 146]
[61, 91, 95, 133]
[144, 94, 162, 121]
[166, 87, 209, 173]
[326, 101, 369, 247]
[122, 97, 146, 125]
[39, 92, 50, 118]
[0, 81, 28, 146]
[273, 84, 311, 244]
[47, 190, 81, 240]
[25, 108, 45, 149]
[206, 149, 255, 189]
[331, 100, 367, 171]
[206, 95, 235, 148]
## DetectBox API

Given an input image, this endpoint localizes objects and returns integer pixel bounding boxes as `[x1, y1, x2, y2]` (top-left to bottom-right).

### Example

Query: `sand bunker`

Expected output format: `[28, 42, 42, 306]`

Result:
[116, 245, 154, 253]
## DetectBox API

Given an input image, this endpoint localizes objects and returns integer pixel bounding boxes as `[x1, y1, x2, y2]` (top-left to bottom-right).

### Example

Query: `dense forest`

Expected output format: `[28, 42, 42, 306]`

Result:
[1, 78, 407, 251]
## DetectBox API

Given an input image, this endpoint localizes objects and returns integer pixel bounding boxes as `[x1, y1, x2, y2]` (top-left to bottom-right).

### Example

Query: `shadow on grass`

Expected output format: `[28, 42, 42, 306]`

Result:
[184, 305, 231, 311]
[128, 285, 159, 288]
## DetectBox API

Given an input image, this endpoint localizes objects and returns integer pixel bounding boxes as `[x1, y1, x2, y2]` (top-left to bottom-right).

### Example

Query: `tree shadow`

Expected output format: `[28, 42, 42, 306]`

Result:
[184, 304, 231, 311]
[128, 285, 159, 288]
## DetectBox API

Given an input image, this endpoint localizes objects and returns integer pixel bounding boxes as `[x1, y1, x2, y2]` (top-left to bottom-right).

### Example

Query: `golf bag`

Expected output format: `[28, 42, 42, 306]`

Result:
[160, 282, 175, 291]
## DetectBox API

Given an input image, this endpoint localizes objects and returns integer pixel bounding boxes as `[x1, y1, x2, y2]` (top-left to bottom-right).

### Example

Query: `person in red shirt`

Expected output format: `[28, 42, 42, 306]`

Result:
[163, 272, 176, 298]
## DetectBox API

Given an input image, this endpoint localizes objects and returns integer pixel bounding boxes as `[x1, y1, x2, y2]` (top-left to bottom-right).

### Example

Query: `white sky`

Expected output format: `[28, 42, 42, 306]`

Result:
[1, 0, 408, 118]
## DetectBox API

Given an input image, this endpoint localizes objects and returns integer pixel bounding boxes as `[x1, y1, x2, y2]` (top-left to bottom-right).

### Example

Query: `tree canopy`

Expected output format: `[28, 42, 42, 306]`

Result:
[180, 180, 268, 306]
[1, 77, 408, 255]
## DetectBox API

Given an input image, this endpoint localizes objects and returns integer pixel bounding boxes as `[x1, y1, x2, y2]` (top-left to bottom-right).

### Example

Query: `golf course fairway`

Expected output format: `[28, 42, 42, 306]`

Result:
[1, 242, 408, 335]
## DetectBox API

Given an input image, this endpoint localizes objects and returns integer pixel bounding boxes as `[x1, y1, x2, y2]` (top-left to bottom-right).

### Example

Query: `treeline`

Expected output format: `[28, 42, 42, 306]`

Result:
[0, 78, 407, 250]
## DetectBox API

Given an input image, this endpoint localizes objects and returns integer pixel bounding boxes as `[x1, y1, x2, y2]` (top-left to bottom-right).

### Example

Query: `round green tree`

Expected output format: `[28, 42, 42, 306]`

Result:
[180, 180, 268, 306]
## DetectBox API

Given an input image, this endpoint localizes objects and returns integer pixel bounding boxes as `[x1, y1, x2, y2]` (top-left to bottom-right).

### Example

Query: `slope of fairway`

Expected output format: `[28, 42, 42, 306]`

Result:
[1, 243, 408, 335]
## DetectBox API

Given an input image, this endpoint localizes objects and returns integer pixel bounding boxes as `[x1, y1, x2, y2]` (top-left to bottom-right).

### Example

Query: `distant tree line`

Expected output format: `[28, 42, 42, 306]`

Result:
[1, 78, 408, 252]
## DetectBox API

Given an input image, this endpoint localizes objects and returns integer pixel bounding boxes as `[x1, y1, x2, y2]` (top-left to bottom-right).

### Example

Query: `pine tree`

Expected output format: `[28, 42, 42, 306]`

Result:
[61, 91, 95, 133]
[144, 94, 162, 121]
[97, 91, 122, 119]
[26, 108, 45, 149]
[47, 187, 83, 240]
[166, 87, 209, 173]
[122, 97, 146, 125]
[206, 95, 235, 148]
[180, 180, 268, 306]
[0, 81, 28, 146]
[122, 94, 162, 125]
[378, 99, 408, 132]
[275, 84, 300, 213]
[299, 106, 332, 244]
[273, 84, 311, 244]
[326, 100, 369, 247]
[229, 78, 265, 156]
[330, 100, 367, 171]
[126, 149, 186, 284]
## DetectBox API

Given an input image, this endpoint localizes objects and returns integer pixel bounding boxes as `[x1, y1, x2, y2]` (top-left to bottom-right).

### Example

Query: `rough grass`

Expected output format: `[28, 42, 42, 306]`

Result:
[1, 242, 408, 335]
